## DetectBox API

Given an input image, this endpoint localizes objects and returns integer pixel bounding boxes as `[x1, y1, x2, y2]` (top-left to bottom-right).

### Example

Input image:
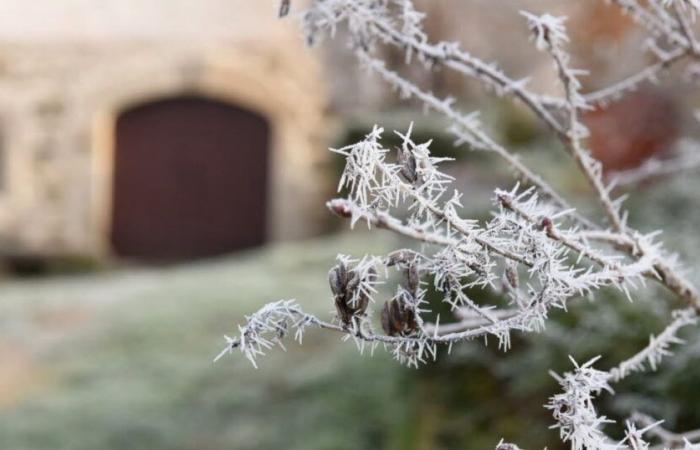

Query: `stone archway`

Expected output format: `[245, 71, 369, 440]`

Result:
[110, 94, 270, 261]
[85, 49, 328, 260]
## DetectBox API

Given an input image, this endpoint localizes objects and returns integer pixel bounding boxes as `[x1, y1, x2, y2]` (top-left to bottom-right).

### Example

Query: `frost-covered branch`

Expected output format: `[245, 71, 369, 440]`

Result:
[547, 357, 617, 450]
[355, 52, 593, 227]
[220, 127, 657, 367]
[609, 308, 697, 382]
[218, 1, 700, 448]
[298, 0, 599, 228]
[218, 126, 661, 368]
[541, 46, 690, 110]
[631, 412, 700, 449]
[518, 9, 700, 310]
[523, 12, 627, 233]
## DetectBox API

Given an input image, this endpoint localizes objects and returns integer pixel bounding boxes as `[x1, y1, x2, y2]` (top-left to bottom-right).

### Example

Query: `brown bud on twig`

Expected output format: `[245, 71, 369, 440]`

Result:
[335, 292, 370, 326]
[538, 216, 553, 232]
[346, 270, 361, 294]
[380, 293, 418, 336]
[386, 249, 411, 267]
[327, 199, 353, 218]
[386, 249, 424, 267]
[497, 192, 513, 208]
[406, 263, 420, 295]
[329, 262, 373, 326]
[328, 261, 346, 296]
[398, 148, 419, 184]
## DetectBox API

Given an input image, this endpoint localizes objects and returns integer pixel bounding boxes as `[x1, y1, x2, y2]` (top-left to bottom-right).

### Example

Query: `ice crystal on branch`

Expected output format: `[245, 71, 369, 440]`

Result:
[609, 308, 697, 381]
[520, 12, 569, 51]
[214, 299, 307, 368]
[547, 357, 616, 450]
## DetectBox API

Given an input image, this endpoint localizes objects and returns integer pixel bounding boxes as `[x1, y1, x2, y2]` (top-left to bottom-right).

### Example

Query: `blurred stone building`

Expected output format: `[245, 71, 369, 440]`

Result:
[0, 0, 328, 261]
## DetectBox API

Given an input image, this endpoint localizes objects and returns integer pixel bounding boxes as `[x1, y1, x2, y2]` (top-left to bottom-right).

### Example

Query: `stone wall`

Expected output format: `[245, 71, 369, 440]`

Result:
[0, 0, 329, 258]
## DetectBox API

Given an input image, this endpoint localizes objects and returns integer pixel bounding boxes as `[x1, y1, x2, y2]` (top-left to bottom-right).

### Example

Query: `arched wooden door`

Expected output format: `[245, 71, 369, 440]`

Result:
[111, 95, 270, 261]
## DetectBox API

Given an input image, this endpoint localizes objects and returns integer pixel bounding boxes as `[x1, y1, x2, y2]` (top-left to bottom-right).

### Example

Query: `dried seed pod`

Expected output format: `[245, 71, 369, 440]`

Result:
[380, 302, 396, 336]
[346, 270, 361, 294]
[380, 293, 418, 336]
[335, 293, 369, 325]
[386, 249, 422, 268]
[328, 262, 347, 296]
[406, 263, 420, 295]
[386, 250, 409, 267]
[351, 266, 375, 317]
[402, 298, 418, 333]
[329, 262, 372, 326]
[398, 148, 418, 184]
[351, 292, 370, 318]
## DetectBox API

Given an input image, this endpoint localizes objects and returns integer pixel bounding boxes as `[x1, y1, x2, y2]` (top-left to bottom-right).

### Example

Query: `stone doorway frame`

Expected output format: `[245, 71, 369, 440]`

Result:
[87, 50, 328, 258]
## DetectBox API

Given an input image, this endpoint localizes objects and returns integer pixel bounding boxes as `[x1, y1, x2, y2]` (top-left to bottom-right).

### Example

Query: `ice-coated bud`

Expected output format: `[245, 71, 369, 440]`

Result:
[398, 148, 419, 184]
[380, 293, 418, 337]
[407, 264, 420, 295]
[329, 262, 373, 326]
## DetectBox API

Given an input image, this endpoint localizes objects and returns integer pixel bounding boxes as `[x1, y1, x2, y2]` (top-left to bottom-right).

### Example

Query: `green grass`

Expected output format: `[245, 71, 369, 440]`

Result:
[0, 232, 413, 450]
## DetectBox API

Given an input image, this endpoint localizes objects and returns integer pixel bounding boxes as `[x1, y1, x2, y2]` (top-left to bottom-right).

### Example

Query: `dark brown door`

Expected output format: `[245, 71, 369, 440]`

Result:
[111, 95, 269, 261]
